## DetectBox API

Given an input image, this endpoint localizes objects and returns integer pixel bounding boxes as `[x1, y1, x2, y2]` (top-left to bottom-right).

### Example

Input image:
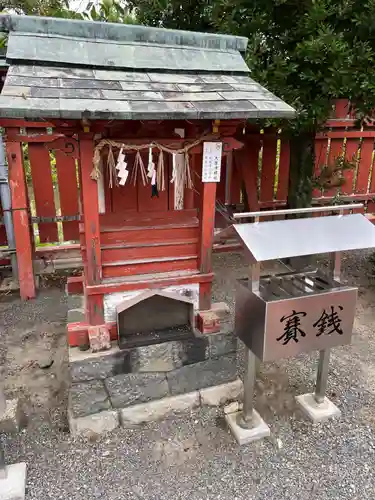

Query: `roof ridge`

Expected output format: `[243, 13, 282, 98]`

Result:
[13, 31, 238, 54]
[0, 15, 248, 53]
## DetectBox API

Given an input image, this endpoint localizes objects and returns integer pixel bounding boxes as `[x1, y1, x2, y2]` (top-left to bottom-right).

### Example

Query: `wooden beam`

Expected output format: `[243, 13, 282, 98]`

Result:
[0, 119, 53, 128]
[85, 292, 104, 326]
[237, 142, 260, 211]
[85, 272, 214, 296]
[5, 132, 65, 143]
[317, 131, 375, 139]
[6, 134, 36, 299]
[79, 133, 102, 288]
[198, 181, 217, 310]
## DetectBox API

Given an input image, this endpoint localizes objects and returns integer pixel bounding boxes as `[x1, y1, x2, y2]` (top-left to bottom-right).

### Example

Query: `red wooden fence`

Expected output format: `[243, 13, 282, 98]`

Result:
[0, 99, 374, 253]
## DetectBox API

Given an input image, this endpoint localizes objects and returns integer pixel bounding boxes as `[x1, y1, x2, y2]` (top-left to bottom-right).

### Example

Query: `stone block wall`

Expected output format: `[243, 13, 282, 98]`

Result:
[68, 327, 238, 426]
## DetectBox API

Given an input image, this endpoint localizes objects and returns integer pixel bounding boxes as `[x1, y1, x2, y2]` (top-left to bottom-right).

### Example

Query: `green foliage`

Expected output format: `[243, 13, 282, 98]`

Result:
[313, 154, 357, 192]
[126, 0, 375, 207]
[127, 0, 213, 31]
[214, 0, 375, 134]
[82, 0, 136, 23]
[0, 0, 136, 22]
[0, 0, 69, 15]
[127, 0, 375, 135]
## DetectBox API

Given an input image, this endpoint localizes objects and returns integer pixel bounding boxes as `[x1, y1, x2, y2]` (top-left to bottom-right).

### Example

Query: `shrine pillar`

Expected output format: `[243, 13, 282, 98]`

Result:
[6, 131, 36, 300]
[79, 133, 105, 330]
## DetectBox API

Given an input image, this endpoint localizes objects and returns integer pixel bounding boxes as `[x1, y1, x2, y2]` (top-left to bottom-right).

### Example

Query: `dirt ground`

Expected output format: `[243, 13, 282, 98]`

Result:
[1, 251, 375, 499]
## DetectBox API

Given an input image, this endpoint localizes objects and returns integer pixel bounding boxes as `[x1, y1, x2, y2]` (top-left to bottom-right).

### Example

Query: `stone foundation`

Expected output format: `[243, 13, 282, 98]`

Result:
[68, 326, 238, 434]
[67, 295, 240, 436]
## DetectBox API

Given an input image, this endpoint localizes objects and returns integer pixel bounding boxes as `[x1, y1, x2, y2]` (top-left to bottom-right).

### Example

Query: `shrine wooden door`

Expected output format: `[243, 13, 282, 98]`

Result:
[104, 152, 170, 214]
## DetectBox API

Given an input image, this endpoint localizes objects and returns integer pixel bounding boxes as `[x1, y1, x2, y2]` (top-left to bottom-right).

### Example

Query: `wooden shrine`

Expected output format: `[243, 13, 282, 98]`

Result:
[0, 15, 295, 352]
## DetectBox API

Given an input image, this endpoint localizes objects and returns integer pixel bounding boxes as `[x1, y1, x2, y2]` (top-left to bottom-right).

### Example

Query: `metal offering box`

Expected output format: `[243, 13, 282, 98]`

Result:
[234, 213, 375, 362]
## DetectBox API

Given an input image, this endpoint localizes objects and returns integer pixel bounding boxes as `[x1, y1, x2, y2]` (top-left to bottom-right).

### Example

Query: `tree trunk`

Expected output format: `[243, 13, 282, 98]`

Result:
[287, 130, 316, 271]
[287, 131, 316, 209]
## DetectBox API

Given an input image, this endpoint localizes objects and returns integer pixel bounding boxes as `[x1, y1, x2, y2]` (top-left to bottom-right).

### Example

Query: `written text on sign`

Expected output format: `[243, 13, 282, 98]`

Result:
[235, 283, 358, 362]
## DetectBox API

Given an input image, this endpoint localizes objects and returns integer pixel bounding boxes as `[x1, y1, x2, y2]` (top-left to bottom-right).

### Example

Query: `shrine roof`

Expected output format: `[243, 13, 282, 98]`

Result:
[0, 15, 296, 121]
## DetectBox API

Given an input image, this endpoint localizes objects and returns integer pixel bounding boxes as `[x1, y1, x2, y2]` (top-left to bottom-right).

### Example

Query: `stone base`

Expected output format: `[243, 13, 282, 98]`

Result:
[120, 391, 200, 427]
[295, 393, 341, 423]
[68, 379, 242, 436]
[200, 379, 242, 406]
[69, 409, 119, 438]
[0, 399, 22, 434]
[67, 300, 239, 437]
[225, 409, 270, 445]
[0, 462, 27, 500]
[69, 327, 237, 383]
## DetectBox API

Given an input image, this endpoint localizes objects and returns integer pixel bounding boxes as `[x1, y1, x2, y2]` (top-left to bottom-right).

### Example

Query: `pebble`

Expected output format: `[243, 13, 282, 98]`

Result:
[1, 252, 375, 499]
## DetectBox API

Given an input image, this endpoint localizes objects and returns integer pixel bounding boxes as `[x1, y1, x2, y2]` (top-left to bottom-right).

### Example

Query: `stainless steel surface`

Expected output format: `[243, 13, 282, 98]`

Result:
[331, 252, 341, 283]
[235, 276, 357, 362]
[234, 214, 375, 263]
[258, 271, 337, 301]
[239, 348, 256, 429]
[315, 349, 330, 404]
[250, 263, 260, 293]
[233, 203, 364, 219]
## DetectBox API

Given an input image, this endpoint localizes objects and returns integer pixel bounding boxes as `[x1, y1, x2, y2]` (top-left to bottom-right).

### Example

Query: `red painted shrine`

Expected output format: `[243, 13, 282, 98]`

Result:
[0, 15, 295, 352]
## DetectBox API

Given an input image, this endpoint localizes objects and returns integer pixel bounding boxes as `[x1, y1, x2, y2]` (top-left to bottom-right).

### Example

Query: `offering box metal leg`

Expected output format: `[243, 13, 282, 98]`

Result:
[295, 250, 343, 423]
[315, 349, 330, 404]
[225, 348, 270, 445]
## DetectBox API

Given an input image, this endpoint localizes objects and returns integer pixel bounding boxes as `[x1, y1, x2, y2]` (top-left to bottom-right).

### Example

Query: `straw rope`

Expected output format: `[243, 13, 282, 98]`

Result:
[91, 134, 216, 190]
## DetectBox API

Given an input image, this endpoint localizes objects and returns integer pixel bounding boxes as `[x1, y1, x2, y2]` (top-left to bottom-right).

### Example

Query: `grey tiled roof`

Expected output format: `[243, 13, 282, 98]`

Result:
[0, 15, 296, 121]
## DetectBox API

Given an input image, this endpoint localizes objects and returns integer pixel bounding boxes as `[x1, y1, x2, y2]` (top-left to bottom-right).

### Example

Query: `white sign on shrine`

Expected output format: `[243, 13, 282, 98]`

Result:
[202, 142, 223, 182]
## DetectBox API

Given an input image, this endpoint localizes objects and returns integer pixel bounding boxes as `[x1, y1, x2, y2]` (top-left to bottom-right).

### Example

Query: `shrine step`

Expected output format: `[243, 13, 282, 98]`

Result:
[102, 255, 199, 278]
[101, 239, 198, 262]
[100, 222, 199, 245]
[99, 209, 198, 227]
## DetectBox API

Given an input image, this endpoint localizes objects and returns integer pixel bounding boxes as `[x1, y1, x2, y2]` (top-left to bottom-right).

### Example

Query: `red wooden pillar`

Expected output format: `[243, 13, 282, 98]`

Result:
[198, 181, 217, 310]
[79, 133, 104, 326]
[6, 133, 36, 299]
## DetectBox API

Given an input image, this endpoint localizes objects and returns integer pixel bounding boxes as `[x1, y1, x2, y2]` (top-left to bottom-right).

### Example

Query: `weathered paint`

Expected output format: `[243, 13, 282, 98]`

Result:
[85, 272, 214, 296]
[79, 134, 102, 287]
[28, 143, 59, 243]
[6, 134, 36, 299]
[198, 181, 217, 310]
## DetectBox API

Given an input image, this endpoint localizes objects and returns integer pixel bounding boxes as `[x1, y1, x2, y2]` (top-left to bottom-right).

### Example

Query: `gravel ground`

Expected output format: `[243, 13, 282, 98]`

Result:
[1, 251, 375, 500]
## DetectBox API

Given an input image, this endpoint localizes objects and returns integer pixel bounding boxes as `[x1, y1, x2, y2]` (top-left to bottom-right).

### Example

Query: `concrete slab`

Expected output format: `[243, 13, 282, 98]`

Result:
[120, 391, 199, 427]
[0, 278, 19, 293]
[225, 409, 270, 445]
[0, 399, 22, 434]
[295, 393, 341, 423]
[68, 409, 119, 437]
[200, 379, 243, 407]
[0, 462, 27, 500]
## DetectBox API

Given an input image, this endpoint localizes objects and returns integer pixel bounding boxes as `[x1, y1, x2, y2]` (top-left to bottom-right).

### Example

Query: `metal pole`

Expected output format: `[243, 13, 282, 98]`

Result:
[314, 248, 340, 404]
[0, 133, 18, 281]
[239, 347, 256, 428]
[314, 349, 330, 404]
[233, 203, 364, 220]
[239, 260, 260, 428]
